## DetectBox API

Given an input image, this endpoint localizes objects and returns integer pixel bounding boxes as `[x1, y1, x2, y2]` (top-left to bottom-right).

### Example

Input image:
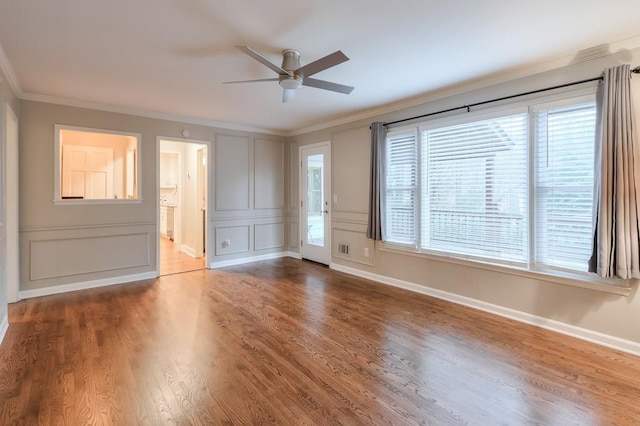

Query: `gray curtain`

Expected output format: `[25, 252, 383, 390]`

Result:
[367, 122, 387, 240]
[589, 64, 640, 279]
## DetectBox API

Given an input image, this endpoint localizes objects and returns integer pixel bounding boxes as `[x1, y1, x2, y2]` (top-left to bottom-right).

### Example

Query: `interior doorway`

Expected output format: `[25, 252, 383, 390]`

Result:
[158, 137, 209, 276]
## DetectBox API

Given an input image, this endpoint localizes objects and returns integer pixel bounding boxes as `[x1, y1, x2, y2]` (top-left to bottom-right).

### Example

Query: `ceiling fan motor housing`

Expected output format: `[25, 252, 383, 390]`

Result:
[279, 49, 303, 89]
[281, 49, 301, 72]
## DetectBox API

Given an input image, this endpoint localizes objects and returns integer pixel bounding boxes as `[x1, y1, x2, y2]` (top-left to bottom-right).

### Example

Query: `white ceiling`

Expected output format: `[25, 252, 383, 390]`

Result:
[1, 0, 640, 135]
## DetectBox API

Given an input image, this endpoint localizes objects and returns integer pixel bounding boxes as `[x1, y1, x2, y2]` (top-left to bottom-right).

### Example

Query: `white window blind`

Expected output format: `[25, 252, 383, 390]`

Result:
[421, 113, 529, 262]
[534, 101, 596, 271]
[383, 94, 598, 277]
[385, 132, 418, 245]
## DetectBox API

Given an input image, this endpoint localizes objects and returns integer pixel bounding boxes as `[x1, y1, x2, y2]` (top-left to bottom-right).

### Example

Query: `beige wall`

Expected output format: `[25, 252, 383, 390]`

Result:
[211, 134, 287, 263]
[18, 100, 286, 293]
[289, 48, 640, 345]
[0, 67, 19, 327]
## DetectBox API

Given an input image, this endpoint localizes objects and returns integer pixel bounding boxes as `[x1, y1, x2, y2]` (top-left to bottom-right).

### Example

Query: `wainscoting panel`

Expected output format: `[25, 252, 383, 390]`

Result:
[254, 139, 285, 210]
[30, 233, 149, 281]
[255, 222, 285, 251]
[332, 210, 368, 224]
[214, 134, 251, 212]
[19, 222, 157, 293]
[215, 225, 250, 256]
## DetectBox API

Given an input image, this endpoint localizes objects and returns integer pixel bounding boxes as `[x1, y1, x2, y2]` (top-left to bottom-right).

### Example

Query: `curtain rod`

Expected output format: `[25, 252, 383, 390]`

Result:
[381, 65, 640, 128]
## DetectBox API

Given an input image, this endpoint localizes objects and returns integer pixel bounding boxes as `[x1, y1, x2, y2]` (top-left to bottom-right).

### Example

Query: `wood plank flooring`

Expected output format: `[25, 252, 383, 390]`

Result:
[1, 257, 640, 424]
[159, 237, 205, 276]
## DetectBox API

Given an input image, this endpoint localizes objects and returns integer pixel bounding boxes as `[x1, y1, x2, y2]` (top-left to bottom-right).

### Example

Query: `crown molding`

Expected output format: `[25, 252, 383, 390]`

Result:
[20, 92, 288, 137]
[0, 40, 22, 96]
[5, 34, 640, 138]
[288, 34, 640, 137]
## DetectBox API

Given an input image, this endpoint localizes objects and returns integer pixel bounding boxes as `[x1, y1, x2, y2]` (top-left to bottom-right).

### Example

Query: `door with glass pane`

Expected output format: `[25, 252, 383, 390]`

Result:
[300, 144, 331, 264]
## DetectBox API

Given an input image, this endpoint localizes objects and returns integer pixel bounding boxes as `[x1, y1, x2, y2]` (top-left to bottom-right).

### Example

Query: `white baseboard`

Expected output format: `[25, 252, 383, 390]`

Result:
[0, 313, 8, 348]
[210, 251, 300, 269]
[181, 244, 197, 258]
[330, 263, 640, 357]
[18, 271, 158, 300]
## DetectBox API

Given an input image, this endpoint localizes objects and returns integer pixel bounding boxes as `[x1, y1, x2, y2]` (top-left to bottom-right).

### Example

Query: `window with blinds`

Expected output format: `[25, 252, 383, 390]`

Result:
[534, 101, 596, 270]
[384, 94, 597, 275]
[385, 131, 418, 245]
[421, 113, 529, 262]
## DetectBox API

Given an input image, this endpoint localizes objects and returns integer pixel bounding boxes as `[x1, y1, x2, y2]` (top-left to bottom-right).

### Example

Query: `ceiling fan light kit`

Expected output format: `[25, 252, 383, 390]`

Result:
[224, 46, 354, 102]
[279, 75, 303, 90]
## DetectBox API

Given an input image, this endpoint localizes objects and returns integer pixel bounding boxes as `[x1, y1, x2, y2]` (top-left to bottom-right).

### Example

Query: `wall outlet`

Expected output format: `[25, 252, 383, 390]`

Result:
[364, 247, 370, 257]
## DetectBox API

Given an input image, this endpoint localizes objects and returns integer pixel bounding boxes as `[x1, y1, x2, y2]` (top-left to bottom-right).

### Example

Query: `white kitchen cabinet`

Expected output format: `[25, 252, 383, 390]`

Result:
[160, 205, 174, 240]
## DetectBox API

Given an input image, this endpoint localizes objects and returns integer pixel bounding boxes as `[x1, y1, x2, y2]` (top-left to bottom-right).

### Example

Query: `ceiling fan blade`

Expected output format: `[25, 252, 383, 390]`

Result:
[296, 50, 349, 78]
[303, 77, 354, 94]
[223, 78, 279, 84]
[236, 46, 292, 76]
[282, 89, 296, 103]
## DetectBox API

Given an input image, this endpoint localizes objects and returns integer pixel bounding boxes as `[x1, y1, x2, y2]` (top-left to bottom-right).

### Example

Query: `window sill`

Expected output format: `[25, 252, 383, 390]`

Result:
[53, 198, 143, 206]
[379, 244, 632, 296]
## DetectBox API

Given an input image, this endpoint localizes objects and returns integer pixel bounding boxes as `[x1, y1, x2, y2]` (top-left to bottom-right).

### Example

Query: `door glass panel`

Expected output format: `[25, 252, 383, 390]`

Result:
[307, 154, 324, 247]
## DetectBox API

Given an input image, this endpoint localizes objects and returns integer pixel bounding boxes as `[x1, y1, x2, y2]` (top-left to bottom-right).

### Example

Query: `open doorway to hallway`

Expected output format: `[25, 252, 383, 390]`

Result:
[158, 138, 208, 275]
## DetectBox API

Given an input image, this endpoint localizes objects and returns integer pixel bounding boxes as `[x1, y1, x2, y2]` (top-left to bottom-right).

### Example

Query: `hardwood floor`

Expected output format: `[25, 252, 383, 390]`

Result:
[159, 237, 205, 276]
[1, 258, 640, 424]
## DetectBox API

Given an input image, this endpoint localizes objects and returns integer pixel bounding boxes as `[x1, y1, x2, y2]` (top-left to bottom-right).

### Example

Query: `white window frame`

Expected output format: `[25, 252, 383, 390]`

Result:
[54, 124, 143, 205]
[381, 89, 630, 294]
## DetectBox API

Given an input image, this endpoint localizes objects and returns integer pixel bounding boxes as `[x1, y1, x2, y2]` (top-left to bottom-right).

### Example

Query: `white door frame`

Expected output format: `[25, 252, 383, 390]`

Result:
[156, 136, 211, 276]
[5, 104, 19, 303]
[195, 147, 207, 258]
[299, 141, 331, 265]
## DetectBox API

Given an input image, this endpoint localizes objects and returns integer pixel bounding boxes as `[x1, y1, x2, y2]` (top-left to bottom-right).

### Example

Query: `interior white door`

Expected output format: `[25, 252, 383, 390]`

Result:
[300, 144, 331, 265]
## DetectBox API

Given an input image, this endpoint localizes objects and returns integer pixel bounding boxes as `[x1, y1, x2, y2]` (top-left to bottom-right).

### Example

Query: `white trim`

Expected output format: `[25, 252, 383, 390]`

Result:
[54, 124, 143, 202]
[5, 103, 19, 303]
[287, 251, 302, 260]
[0, 313, 8, 348]
[210, 251, 299, 269]
[181, 245, 197, 258]
[22, 92, 286, 137]
[157, 136, 212, 277]
[18, 271, 158, 300]
[330, 263, 640, 357]
[0, 41, 21, 95]
[53, 198, 144, 206]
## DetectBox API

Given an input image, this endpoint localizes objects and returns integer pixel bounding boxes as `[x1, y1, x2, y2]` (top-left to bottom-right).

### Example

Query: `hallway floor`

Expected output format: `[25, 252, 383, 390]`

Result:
[159, 237, 205, 275]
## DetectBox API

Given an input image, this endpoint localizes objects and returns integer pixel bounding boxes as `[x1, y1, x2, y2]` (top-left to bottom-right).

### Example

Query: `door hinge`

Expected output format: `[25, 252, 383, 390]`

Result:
[301, 240, 303, 246]
[300, 200, 303, 207]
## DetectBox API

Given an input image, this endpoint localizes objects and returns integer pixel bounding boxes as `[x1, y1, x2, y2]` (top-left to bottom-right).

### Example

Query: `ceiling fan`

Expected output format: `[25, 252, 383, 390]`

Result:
[224, 46, 354, 102]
